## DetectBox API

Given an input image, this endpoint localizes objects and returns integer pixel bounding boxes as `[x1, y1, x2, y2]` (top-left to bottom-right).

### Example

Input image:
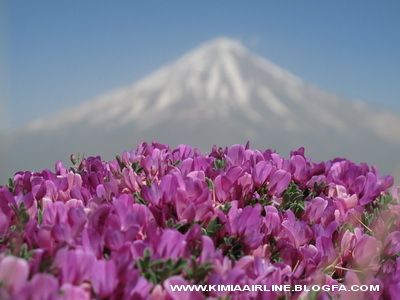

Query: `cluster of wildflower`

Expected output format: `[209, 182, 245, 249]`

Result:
[0, 142, 399, 299]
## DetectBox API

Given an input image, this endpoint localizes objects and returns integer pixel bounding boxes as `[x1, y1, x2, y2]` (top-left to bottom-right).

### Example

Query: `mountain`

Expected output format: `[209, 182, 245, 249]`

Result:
[2, 37, 400, 183]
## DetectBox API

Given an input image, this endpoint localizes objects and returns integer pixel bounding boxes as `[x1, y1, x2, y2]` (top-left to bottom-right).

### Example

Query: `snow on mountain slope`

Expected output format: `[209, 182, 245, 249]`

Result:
[24, 38, 338, 131]
[2, 37, 400, 183]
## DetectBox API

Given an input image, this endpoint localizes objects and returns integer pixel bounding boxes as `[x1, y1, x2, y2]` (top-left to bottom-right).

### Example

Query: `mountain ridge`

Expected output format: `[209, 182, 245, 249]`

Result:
[2, 37, 400, 183]
[25, 37, 312, 132]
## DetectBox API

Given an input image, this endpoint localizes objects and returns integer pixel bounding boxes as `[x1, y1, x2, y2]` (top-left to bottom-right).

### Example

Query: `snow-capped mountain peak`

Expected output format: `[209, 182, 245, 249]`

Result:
[10, 36, 400, 185]
[27, 37, 276, 131]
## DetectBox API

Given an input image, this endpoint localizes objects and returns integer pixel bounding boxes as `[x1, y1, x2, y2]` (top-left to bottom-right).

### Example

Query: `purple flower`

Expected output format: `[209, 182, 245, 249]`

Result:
[141, 184, 161, 206]
[383, 231, 400, 257]
[291, 154, 311, 182]
[0, 255, 29, 295]
[124, 276, 153, 299]
[91, 260, 118, 298]
[0, 210, 10, 239]
[281, 210, 313, 247]
[0, 142, 398, 298]
[252, 161, 274, 187]
[304, 197, 328, 223]
[54, 248, 96, 285]
[352, 229, 382, 273]
[154, 229, 187, 260]
[59, 283, 91, 300]
[268, 169, 291, 196]
[17, 273, 59, 300]
[214, 174, 233, 202]
[82, 227, 104, 258]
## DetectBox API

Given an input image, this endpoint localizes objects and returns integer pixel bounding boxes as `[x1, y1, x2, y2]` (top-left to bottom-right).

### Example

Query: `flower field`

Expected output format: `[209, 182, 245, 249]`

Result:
[0, 142, 399, 299]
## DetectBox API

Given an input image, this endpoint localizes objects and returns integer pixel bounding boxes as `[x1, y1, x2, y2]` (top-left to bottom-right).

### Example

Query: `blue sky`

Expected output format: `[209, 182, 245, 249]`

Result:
[2, 0, 400, 130]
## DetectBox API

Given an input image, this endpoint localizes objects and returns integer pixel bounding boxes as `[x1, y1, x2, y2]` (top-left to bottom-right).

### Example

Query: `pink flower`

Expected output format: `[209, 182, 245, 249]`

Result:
[91, 260, 118, 297]
[59, 283, 91, 300]
[281, 210, 313, 247]
[54, 248, 96, 285]
[252, 161, 273, 187]
[352, 229, 382, 273]
[304, 197, 328, 223]
[0, 255, 30, 295]
[0, 210, 10, 239]
[17, 273, 58, 300]
[268, 169, 291, 196]
[383, 231, 400, 257]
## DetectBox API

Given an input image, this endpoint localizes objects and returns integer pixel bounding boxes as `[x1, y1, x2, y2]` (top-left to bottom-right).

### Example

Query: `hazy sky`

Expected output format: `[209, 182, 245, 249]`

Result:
[2, 1, 400, 130]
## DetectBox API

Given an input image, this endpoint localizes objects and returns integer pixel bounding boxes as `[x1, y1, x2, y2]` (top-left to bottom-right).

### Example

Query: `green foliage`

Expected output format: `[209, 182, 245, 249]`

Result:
[69, 153, 85, 174]
[340, 223, 355, 234]
[38, 208, 44, 226]
[11, 202, 30, 232]
[246, 194, 272, 207]
[115, 155, 126, 170]
[363, 211, 376, 228]
[137, 248, 188, 285]
[133, 191, 147, 205]
[7, 178, 15, 193]
[185, 257, 214, 284]
[310, 181, 329, 198]
[168, 158, 181, 167]
[218, 202, 232, 213]
[18, 243, 35, 261]
[202, 217, 225, 237]
[376, 194, 396, 211]
[221, 236, 244, 261]
[363, 193, 396, 233]
[213, 158, 226, 170]
[280, 182, 306, 217]
[166, 218, 194, 234]
[132, 161, 144, 174]
[270, 250, 282, 263]
[205, 177, 214, 190]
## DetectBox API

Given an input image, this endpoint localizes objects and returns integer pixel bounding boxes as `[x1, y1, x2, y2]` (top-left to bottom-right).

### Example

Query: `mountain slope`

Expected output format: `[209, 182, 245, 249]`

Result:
[2, 37, 400, 183]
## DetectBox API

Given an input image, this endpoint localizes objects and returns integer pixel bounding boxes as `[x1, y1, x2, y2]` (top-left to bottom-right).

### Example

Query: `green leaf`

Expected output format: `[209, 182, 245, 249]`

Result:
[218, 202, 232, 213]
[173, 160, 181, 167]
[205, 177, 214, 190]
[280, 182, 306, 217]
[166, 218, 174, 228]
[19, 243, 35, 261]
[38, 208, 44, 226]
[70, 154, 77, 166]
[205, 217, 224, 237]
[341, 223, 355, 233]
[136, 258, 145, 271]
[11, 202, 31, 232]
[270, 250, 282, 263]
[148, 271, 158, 285]
[7, 178, 15, 193]
[363, 211, 375, 228]
[376, 194, 396, 211]
[137, 249, 190, 285]
[185, 257, 214, 284]
[310, 181, 329, 198]
[133, 191, 147, 205]
[131, 161, 144, 173]
[116, 155, 126, 170]
[149, 259, 165, 268]
[213, 159, 226, 170]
